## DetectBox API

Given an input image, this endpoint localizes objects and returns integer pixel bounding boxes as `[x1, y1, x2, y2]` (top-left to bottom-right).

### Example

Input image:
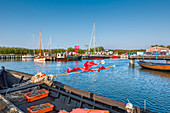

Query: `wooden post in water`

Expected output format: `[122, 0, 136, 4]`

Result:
[144, 100, 146, 112]
[142, 52, 145, 59]
[166, 60, 170, 64]
[129, 59, 135, 65]
[139, 59, 143, 62]
[156, 51, 158, 60]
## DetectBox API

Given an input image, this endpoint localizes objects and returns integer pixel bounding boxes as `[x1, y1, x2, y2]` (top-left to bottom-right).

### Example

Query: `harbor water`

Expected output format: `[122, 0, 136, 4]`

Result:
[0, 59, 170, 112]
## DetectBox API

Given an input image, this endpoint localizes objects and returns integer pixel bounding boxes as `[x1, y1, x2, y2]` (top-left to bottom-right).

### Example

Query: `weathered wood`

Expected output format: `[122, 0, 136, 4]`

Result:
[0, 83, 43, 94]
[129, 59, 135, 65]
[0, 94, 23, 113]
[42, 85, 120, 113]
[5, 69, 33, 79]
[166, 60, 170, 64]
[138, 61, 170, 71]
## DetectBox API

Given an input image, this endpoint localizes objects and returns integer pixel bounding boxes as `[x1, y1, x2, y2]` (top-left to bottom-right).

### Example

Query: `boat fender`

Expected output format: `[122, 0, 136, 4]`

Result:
[125, 97, 134, 113]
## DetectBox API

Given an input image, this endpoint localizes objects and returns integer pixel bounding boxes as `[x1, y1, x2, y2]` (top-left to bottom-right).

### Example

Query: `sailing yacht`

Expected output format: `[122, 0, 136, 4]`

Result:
[87, 21, 106, 60]
[34, 30, 46, 62]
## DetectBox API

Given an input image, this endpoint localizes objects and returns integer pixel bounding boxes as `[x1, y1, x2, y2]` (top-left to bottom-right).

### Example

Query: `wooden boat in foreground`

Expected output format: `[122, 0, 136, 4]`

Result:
[138, 61, 170, 71]
[0, 68, 152, 113]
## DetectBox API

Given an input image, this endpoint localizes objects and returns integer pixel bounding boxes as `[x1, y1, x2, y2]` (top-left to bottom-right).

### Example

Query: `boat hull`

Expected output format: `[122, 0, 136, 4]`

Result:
[112, 55, 119, 59]
[87, 56, 106, 60]
[34, 57, 46, 62]
[56, 56, 82, 61]
[0, 69, 153, 113]
[138, 61, 170, 71]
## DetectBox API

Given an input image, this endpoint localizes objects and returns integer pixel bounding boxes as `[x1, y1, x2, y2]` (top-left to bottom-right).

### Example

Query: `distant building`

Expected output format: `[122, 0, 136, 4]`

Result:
[146, 46, 169, 52]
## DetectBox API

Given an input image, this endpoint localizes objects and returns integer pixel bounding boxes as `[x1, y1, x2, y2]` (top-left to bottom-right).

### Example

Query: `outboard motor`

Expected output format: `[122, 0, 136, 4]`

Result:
[125, 97, 134, 113]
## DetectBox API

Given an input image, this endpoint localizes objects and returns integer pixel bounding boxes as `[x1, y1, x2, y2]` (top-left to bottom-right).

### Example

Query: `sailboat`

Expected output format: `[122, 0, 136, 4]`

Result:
[34, 30, 46, 62]
[86, 21, 106, 60]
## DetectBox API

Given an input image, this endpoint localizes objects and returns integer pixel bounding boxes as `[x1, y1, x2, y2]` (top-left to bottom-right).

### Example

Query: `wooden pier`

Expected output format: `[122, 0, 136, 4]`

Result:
[0, 55, 22, 60]
[128, 55, 170, 65]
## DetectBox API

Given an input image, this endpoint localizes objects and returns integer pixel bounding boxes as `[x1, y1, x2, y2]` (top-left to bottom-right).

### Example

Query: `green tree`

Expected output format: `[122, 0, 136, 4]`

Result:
[167, 45, 170, 49]
[151, 44, 165, 48]
[67, 47, 74, 52]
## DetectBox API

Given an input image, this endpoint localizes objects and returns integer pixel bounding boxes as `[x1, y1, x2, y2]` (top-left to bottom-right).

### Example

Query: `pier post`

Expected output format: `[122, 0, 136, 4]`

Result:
[129, 59, 135, 65]
[139, 59, 144, 62]
[166, 60, 170, 64]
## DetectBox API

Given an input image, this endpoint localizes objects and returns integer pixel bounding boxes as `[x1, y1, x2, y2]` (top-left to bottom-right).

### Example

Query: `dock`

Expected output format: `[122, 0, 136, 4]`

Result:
[128, 55, 170, 65]
[0, 55, 22, 60]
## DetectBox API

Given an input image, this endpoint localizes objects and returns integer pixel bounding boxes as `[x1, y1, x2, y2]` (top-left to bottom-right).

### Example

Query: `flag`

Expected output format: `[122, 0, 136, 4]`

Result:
[67, 67, 81, 73]
[98, 66, 111, 72]
[84, 61, 97, 68]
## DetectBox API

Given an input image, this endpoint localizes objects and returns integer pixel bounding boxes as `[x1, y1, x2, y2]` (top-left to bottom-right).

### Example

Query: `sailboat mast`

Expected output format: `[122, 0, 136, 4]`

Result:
[93, 21, 96, 54]
[40, 30, 41, 56]
[50, 36, 51, 52]
[33, 32, 35, 56]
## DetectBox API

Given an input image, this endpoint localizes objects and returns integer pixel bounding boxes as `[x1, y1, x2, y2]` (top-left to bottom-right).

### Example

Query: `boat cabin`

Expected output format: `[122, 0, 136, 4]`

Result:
[57, 53, 66, 58]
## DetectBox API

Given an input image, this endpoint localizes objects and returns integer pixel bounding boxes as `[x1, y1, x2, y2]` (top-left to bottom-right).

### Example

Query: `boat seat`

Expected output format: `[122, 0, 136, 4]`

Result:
[0, 82, 43, 94]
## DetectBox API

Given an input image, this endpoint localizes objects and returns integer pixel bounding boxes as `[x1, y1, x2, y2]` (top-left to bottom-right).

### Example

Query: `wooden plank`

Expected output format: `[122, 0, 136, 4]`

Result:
[0, 83, 43, 94]
[5, 69, 33, 79]
[42, 85, 121, 113]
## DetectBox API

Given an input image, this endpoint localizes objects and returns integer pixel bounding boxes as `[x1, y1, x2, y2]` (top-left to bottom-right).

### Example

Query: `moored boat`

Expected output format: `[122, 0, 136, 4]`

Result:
[138, 61, 170, 71]
[22, 54, 34, 61]
[56, 53, 82, 61]
[0, 67, 152, 113]
[87, 55, 106, 60]
[34, 56, 46, 62]
[82, 55, 111, 60]
[34, 30, 46, 62]
[112, 55, 119, 59]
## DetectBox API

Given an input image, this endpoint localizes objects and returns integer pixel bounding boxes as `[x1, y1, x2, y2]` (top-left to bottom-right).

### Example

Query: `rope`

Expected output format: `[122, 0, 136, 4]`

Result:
[53, 65, 115, 77]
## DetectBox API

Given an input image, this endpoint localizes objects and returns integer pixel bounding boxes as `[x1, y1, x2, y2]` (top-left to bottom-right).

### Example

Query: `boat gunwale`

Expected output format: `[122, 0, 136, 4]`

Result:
[138, 61, 170, 71]
[138, 61, 170, 66]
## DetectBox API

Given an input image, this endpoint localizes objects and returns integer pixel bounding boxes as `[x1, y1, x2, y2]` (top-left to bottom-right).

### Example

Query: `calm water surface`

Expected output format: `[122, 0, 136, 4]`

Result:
[0, 59, 170, 112]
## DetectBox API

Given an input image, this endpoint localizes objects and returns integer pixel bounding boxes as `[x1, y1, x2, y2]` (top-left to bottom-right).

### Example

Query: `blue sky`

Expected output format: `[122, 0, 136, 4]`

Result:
[0, 0, 170, 49]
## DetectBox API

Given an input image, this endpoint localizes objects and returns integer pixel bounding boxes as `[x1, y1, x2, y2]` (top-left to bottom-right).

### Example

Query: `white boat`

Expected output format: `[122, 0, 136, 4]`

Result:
[22, 54, 34, 61]
[34, 30, 46, 62]
[22, 54, 34, 58]
[34, 57, 46, 62]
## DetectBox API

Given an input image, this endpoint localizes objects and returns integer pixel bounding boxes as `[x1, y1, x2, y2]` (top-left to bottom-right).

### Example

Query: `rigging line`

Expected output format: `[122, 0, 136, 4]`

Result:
[47, 36, 51, 51]
[89, 23, 94, 52]
[41, 35, 44, 55]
